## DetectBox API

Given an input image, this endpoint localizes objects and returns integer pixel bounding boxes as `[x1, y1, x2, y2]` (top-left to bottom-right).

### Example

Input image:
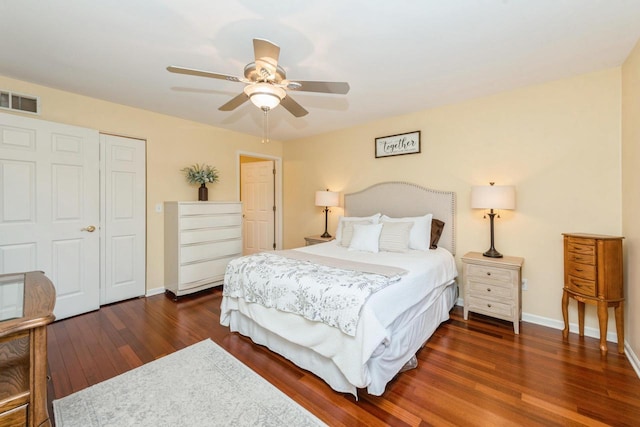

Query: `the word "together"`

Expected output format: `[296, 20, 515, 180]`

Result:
[382, 136, 417, 154]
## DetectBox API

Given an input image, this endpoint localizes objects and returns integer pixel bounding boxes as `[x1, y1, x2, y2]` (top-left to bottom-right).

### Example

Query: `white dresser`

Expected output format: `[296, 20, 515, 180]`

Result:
[164, 201, 243, 298]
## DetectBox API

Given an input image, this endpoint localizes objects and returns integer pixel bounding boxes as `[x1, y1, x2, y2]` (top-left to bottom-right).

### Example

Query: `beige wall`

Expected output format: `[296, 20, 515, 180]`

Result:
[284, 68, 622, 332]
[1, 65, 630, 344]
[0, 75, 283, 290]
[622, 39, 640, 358]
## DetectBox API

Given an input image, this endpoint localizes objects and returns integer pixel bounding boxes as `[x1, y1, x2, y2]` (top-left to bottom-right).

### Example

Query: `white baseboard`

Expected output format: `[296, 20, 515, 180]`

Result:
[146, 286, 165, 297]
[456, 299, 639, 379]
[521, 311, 622, 343]
[625, 341, 640, 378]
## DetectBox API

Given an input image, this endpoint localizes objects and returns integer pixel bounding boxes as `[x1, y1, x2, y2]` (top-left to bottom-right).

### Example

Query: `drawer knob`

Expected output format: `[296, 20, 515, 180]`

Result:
[487, 304, 492, 308]
[486, 288, 491, 292]
[486, 272, 491, 276]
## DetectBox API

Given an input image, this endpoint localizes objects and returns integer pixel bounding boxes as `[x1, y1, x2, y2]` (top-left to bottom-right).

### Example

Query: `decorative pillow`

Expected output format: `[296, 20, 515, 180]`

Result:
[335, 214, 381, 242]
[340, 220, 372, 247]
[379, 221, 413, 252]
[348, 223, 383, 253]
[430, 219, 445, 249]
[381, 213, 433, 251]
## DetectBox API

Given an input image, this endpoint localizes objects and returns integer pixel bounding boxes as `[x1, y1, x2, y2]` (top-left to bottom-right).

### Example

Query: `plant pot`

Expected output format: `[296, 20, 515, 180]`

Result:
[198, 183, 208, 201]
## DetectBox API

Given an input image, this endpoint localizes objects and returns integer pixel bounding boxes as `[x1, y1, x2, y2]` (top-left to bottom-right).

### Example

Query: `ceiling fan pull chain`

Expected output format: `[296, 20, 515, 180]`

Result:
[262, 107, 270, 143]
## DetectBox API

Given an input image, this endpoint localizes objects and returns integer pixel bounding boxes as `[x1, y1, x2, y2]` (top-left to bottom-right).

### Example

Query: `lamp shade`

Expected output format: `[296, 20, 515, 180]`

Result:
[471, 184, 516, 210]
[315, 190, 339, 207]
[244, 83, 286, 110]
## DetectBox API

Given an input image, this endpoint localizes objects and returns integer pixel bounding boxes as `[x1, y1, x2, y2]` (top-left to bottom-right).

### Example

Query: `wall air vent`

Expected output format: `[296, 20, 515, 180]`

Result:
[0, 90, 40, 115]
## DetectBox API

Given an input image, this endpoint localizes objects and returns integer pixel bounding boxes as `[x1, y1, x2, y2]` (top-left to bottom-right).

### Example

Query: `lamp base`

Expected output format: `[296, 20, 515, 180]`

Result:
[483, 248, 503, 258]
[320, 231, 332, 238]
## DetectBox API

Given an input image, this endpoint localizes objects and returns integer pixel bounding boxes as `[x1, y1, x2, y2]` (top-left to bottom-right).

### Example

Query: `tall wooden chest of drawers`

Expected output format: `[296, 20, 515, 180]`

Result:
[164, 201, 243, 298]
[562, 233, 624, 354]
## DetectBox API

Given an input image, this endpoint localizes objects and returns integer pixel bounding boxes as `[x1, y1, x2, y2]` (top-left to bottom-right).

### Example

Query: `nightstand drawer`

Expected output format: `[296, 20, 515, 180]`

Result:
[466, 296, 513, 318]
[567, 275, 596, 296]
[566, 261, 595, 280]
[466, 264, 514, 286]
[467, 279, 513, 299]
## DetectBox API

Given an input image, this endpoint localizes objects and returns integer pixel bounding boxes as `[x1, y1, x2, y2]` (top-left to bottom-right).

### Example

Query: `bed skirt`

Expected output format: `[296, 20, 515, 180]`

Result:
[224, 280, 458, 396]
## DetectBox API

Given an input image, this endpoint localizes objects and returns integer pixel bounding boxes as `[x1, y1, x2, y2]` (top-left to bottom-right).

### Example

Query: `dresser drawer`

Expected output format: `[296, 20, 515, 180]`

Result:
[566, 261, 595, 280]
[467, 279, 513, 299]
[566, 252, 595, 265]
[179, 256, 237, 287]
[466, 296, 513, 318]
[181, 227, 242, 245]
[180, 240, 242, 264]
[180, 203, 242, 216]
[466, 264, 514, 287]
[0, 403, 27, 426]
[566, 275, 596, 296]
[180, 214, 242, 230]
[566, 241, 595, 256]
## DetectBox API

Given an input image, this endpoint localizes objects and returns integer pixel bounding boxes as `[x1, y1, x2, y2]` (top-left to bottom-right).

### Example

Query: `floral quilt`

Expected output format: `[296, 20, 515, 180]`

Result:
[223, 252, 406, 336]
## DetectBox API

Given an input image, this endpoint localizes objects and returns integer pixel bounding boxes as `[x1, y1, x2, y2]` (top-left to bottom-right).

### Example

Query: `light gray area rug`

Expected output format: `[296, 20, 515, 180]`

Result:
[53, 339, 326, 427]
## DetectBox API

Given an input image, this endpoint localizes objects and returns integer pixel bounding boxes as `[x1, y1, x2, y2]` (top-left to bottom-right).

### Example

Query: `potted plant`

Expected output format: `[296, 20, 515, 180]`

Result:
[181, 163, 220, 201]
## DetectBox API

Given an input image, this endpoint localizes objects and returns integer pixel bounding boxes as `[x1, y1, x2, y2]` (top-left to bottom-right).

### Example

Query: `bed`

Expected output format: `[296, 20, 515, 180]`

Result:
[220, 182, 458, 396]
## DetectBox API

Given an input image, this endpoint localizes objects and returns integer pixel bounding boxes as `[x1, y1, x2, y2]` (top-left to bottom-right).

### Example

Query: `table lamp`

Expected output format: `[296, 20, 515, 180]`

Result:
[471, 182, 516, 258]
[315, 190, 339, 238]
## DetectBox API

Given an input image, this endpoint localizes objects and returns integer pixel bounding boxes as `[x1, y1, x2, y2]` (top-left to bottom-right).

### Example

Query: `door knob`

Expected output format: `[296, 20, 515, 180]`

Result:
[81, 225, 96, 232]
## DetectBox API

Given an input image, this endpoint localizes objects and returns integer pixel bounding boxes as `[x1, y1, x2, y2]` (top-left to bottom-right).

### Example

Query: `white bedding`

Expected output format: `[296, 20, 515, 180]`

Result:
[220, 241, 458, 396]
[296, 241, 457, 329]
[223, 250, 406, 335]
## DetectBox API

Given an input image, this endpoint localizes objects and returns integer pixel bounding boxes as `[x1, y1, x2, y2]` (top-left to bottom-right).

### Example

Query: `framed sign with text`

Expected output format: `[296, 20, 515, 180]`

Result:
[375, 130, 421, 158]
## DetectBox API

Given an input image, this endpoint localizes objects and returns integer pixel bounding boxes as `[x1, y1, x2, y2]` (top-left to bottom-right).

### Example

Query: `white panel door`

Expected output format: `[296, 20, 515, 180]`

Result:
[241, 161, 274, 255]
[0, 113, 100, 320]
[101, 134, 146, 304]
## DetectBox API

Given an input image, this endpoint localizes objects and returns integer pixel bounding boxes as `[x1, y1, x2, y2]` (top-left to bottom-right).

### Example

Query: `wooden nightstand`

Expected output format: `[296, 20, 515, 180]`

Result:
[462, 252, 524, 334]
[304, 235, 335, 246]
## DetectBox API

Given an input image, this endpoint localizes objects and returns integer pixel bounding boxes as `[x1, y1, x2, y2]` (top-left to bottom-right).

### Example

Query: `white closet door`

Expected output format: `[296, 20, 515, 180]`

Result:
[101, 134, 146, 304]
[241, 161, 275, 254]
[0, 113, 100, 320]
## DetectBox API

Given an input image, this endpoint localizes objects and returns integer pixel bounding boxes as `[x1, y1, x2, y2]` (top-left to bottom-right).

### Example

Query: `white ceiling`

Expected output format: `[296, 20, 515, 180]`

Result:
[2, 1, 640, 141]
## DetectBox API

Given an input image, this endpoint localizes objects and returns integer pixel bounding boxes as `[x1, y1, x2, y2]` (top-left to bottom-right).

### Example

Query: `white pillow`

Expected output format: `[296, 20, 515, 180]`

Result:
[340, 220, 372, 247]
[348, 223, 383, 253]
[379, 221, 413, 252]
[381, 213, 433, 251]
[335, 214, 381, 242]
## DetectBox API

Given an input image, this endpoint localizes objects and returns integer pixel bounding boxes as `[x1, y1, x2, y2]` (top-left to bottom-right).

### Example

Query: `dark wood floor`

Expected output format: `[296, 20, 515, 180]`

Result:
[47, 288, 640, 426]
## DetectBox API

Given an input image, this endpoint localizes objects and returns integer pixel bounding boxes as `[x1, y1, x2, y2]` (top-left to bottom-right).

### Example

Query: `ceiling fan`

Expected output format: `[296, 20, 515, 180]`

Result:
[167, 38, 350, 118]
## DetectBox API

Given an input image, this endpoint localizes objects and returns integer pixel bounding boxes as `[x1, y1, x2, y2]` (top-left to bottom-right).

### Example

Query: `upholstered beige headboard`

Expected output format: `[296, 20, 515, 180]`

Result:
[344, 182, 456, 255]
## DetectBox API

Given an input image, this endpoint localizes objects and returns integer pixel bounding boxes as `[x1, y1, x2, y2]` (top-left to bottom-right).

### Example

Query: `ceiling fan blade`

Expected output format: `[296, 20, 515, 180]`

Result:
[218, 92, 249, 111]
[167, 66, 244, 83]
[253, 39, 280, 75]
[288, 80, 350, 95]
[280, 95, 308, 117]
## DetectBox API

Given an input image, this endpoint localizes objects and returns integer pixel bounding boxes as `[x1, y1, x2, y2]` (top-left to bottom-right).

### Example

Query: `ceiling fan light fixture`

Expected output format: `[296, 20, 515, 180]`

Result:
[244, 83, 286, 110]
